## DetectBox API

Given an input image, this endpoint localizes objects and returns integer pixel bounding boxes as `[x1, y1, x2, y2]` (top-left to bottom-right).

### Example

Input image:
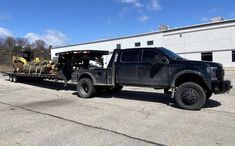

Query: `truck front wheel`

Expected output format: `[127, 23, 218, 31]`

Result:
[77, 78, 96, 98]
[175, 82, 206, 110]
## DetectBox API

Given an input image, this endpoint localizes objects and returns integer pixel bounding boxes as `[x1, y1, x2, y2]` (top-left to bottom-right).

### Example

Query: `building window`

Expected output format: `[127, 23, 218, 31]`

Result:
[201, 52, 213, 61]
[232, 51, 235, 62]
[116, 44, 121, 49]
[147, 41, 154, 46]
[135, 42, 141, 47]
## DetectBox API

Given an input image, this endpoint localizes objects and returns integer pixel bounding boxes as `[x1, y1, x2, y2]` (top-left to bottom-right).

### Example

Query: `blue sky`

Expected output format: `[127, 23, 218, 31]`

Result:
[0, 0, 235, 47]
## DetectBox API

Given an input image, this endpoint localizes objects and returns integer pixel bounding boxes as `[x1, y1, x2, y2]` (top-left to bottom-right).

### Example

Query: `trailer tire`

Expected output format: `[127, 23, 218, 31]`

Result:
[175, 82, 206, 110]
[77, 78, 96, 98]
[12, 75, 18, 83]
[9, 75, 13, 82]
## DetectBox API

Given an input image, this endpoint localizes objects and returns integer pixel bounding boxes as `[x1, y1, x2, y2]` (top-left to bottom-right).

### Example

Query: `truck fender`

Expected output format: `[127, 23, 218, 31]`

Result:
[77, 72, 96, 84]
[170, 70, 210, 89]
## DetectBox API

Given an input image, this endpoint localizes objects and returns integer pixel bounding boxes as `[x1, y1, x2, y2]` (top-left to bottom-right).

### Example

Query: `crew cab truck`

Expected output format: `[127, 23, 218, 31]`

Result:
[72, 47, 232, 110]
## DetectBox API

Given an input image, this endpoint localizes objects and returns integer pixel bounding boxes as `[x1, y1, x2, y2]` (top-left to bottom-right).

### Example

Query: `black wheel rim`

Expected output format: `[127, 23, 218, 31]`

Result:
[80, 83, 89, 94]
[182, 88, 199, 105]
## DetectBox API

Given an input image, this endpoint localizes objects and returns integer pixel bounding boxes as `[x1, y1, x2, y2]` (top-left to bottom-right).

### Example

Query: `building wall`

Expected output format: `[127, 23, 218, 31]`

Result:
[162, 22, 235, 67]
[51, 20, 235, 67]
[51, 33, 162, 66]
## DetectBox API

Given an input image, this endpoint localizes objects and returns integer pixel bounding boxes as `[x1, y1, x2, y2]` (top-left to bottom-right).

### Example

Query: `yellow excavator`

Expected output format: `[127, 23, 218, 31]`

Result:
[12, 49, 57, 74]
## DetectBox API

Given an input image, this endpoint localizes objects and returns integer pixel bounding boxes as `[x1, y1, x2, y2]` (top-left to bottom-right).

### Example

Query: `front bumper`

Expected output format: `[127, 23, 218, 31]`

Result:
[211, 80, 233, 94]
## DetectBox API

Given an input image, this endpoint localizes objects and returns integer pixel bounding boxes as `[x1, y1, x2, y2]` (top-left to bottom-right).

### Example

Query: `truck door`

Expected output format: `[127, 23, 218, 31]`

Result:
[138, 48, 170, 87]
[116, 49, 140, 85]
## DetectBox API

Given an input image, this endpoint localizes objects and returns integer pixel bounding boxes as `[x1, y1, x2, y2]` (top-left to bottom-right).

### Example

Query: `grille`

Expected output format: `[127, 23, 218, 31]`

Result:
[216, 66, 224, 80]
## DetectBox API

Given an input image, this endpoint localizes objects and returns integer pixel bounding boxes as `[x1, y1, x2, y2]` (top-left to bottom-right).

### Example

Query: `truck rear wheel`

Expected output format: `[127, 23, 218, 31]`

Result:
[77, 78, 96, 98]
[175, 82, 206, 110]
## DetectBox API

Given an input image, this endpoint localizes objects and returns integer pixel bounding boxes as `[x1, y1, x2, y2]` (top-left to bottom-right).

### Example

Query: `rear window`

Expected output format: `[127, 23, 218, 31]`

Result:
[121, 50, 139, 63]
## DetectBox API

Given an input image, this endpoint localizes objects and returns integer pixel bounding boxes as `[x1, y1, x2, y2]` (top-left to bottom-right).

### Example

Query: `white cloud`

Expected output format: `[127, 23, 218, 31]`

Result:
[138, 15, 149, 22]
[208, 8, 220, 13]
[0, 27, 13, 38]
[25, 29, 67, 46]
[119, 7, 130, 17]
[200, 17, 210, 22]
[148, 0, 161, 11]
[134, 2, 144, 8]
[0, 13, 11, 20]
[117, 0, 143, 8]
[24, 33, 41, 43]
[117, 0, 138, 4]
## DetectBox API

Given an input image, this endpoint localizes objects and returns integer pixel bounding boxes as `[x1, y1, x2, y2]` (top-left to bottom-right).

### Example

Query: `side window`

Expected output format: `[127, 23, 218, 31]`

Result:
[142, 49, 161, 63]
[121, 50, 139, 63]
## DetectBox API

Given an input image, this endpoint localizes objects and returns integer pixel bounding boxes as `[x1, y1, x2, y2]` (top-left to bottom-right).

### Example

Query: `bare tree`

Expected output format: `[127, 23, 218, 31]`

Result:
[16, 38, 29, 48]
[5, 37, 16, 51]
[32, 40, 50, 60]
[34, 40, 46, 50]
[0, 38, 5, 55]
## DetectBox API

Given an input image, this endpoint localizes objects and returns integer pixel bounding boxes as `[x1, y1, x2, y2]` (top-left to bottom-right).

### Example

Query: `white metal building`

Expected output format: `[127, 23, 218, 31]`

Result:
[51, 18, 235, 68]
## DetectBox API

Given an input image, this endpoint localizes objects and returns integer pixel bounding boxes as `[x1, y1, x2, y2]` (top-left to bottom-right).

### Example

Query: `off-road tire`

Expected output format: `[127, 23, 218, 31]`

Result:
[77, 78, 96, 98]
[175, 82, 206, 110]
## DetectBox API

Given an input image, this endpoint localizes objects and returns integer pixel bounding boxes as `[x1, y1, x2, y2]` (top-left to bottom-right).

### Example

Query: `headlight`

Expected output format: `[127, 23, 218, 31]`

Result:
[207, 67, 217, 79]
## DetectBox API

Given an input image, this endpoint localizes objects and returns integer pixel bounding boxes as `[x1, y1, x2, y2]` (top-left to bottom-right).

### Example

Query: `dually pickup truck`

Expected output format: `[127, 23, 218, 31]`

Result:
[71, 47, 232, 110]
[7, 47, 232, 110]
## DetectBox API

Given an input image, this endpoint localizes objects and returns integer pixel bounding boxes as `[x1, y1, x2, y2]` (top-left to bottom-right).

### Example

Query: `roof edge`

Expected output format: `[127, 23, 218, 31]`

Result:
[52, 18, 235, 50]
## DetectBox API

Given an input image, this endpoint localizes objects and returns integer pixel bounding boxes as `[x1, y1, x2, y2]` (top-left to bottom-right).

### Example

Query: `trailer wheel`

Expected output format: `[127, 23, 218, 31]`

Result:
[9, 75, 13, 82]
[77, 78, 96, 98]
[175, 82, 206, 110]
[9, 75, 12, 81]
[12, 75, 18, 83]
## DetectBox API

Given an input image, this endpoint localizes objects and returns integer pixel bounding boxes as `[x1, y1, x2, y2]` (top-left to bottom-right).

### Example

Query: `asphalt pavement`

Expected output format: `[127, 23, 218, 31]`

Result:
[0, 73, 234, 146]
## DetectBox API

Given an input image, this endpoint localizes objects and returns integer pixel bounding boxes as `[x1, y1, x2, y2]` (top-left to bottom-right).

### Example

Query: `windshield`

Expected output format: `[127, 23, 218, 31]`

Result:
[159, 48, 183, 60]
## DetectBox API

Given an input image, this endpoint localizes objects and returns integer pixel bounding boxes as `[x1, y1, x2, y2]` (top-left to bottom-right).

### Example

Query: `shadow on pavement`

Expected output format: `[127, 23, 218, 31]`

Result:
[203, 99, 221, 108]
[10, 78, 221, 109]
[18, 98, 74, 109]
[94, 90, 175, 107]
[94, 90, 222, 109]
[11, 80, 76, 91]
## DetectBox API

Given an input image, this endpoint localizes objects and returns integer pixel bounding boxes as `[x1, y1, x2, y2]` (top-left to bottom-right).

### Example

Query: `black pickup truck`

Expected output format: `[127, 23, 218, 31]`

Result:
[70, 47, 232, 110]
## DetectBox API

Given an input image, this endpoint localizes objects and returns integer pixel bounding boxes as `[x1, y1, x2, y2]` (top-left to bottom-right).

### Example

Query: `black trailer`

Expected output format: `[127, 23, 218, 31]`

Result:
[7, 72, 61, 83]
[5, 50, 110, 84]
